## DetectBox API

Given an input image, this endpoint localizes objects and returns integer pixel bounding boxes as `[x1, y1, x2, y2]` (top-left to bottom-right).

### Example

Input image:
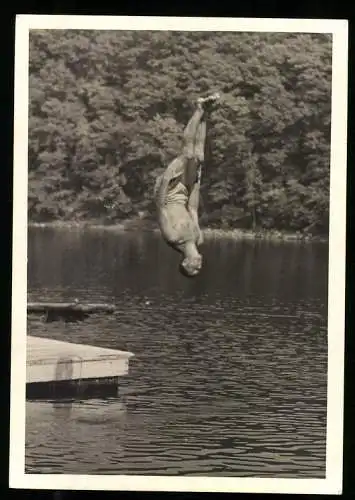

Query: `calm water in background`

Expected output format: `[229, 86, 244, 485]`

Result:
[26, 227, 328, 477]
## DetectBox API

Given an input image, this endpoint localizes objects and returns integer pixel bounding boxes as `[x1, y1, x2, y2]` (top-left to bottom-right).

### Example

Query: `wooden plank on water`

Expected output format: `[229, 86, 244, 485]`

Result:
[26, 335, 134, 384]
[27, 302, 116, 314]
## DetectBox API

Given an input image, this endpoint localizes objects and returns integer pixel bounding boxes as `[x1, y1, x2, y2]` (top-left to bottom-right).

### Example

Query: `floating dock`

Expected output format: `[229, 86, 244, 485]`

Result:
[27, 302, 116, 314]
[26, 336, 134, 400]
[27, 302, 116, 322]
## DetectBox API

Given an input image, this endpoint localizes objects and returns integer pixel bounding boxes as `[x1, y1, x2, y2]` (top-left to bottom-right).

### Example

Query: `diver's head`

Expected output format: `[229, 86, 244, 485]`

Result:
[179, 253, 202, 278]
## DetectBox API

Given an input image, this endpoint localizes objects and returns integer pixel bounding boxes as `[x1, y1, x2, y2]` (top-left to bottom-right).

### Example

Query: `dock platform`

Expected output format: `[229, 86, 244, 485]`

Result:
[27, 301, 116, 322]
[26, 336, 134, 400]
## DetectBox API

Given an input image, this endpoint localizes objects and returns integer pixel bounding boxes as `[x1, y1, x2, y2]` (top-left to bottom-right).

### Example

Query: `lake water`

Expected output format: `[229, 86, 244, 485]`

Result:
[25, 227, 328, 477]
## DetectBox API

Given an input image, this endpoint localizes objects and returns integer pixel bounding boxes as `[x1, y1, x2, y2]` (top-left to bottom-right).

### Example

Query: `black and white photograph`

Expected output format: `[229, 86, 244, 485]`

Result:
[10, 15, 348, 495]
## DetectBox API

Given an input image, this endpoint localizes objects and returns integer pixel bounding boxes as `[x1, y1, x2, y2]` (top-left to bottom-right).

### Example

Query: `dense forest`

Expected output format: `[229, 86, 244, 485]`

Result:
[28, 30, 332, 235]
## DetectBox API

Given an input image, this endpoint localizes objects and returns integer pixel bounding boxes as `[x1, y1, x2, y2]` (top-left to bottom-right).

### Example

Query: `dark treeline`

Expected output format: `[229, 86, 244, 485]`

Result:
[28, 30, 332, 235]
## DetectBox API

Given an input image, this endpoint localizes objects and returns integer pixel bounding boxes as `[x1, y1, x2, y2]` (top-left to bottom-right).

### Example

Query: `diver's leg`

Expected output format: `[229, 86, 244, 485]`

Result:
[194, 120, 207, 163]
[181, 103, 205, 191]
[182, 94, 219, 192]
[182, 105, 205, 159]
[182, 93, 219, 158]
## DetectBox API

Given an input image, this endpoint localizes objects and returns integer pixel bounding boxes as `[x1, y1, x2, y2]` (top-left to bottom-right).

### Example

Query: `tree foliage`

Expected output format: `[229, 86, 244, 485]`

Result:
[28, 30, 332, 234]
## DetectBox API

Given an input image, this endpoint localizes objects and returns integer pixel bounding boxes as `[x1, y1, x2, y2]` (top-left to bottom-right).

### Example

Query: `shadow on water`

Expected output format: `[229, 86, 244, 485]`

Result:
[26, 227, 328, 477]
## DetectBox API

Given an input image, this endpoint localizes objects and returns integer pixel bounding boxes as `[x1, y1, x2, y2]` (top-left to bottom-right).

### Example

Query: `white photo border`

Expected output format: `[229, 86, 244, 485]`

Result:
[10, 15, 349, 495]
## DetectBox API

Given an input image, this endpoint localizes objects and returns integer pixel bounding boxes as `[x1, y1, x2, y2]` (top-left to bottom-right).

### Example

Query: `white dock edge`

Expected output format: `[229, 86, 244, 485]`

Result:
[26, 335, 134, 384]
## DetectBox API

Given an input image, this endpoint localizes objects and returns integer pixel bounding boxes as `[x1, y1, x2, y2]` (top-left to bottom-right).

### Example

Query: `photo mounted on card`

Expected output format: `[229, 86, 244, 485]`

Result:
[10, 14, 348, 495]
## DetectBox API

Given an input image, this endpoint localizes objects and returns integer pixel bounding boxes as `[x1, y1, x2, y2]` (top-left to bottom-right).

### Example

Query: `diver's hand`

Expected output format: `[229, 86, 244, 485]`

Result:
[197, 227, 204, 246]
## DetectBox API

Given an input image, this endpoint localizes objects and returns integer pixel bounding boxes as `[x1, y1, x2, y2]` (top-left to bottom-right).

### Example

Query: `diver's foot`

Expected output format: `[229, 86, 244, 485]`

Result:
[197, 93, 220, 111]
[207, 92, 220, 102]
[196, 97, 204, 110]
[201, 92, 220, 104]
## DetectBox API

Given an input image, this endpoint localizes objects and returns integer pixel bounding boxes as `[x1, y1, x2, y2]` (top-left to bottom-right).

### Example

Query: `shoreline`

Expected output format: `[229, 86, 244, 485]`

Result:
[28, 220, 328, 243]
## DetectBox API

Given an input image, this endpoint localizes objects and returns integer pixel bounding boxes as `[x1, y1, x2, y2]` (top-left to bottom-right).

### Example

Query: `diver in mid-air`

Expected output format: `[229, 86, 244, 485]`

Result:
[154, 93, 220, 277]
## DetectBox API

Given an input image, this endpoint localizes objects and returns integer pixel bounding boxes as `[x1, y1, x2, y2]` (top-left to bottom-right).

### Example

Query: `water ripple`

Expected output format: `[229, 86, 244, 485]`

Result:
[26, 229, 328, 477]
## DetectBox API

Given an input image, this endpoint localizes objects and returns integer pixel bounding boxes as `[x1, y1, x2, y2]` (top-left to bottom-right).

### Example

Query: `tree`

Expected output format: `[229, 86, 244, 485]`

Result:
[28, 30, 332, 235]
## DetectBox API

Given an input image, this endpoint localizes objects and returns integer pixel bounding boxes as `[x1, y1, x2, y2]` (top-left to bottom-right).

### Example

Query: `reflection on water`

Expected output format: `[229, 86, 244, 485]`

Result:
[26, 399, 127, 474]
[26, 228, 328, 477]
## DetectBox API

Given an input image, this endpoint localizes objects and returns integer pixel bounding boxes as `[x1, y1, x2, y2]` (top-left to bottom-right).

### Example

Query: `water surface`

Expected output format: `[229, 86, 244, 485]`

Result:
[26, 228, 328, 477]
